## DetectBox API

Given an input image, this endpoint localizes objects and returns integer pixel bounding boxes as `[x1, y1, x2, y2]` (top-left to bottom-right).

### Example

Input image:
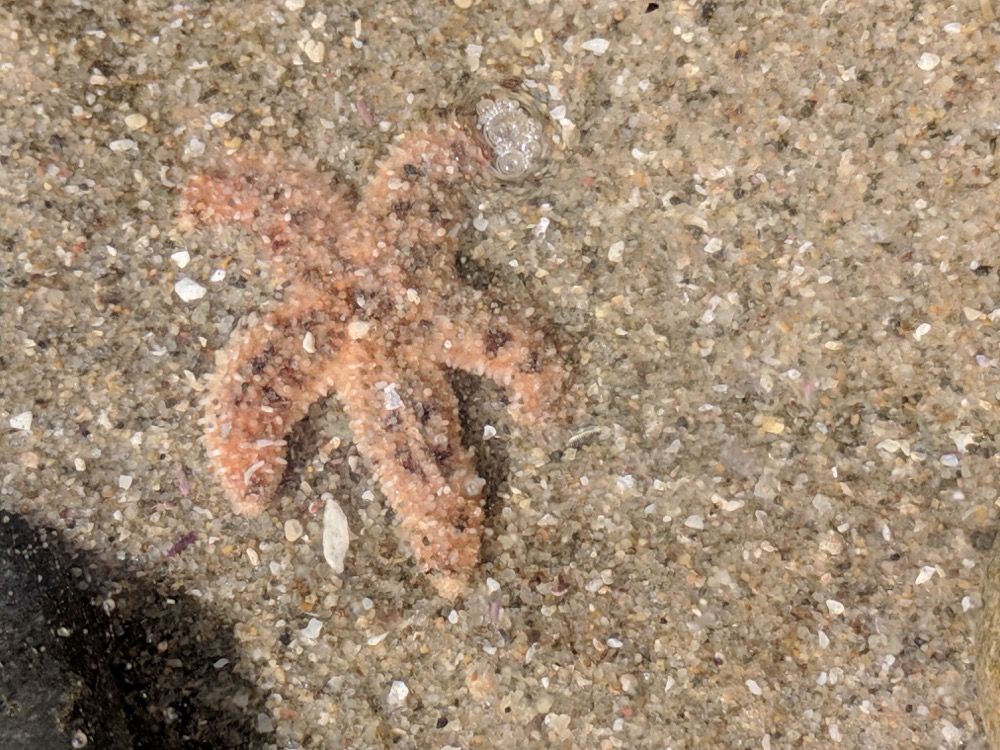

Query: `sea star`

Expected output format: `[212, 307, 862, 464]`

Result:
[180, 93, 566, 598]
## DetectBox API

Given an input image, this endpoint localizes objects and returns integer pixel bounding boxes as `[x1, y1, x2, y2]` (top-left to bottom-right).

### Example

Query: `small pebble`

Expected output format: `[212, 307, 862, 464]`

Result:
[387, 680, 410, 708]
[915, 565, 937, 585]
[683, 515, 704, 530]
[322, 496, 350, 574]
[174, 278, 207, 301]
[284, 518, 304, 542]
[917, 52, 941, 71]
[9, 411, 32, 431]
[209, 112, 234, 127]
[581, 37, 611, 55]
[826, 599, 845, 615]
[300, 617, 323, 639]
[124, 113, 147, 130]
[607, 240, 625, 263]
[746, 679, 763, 696]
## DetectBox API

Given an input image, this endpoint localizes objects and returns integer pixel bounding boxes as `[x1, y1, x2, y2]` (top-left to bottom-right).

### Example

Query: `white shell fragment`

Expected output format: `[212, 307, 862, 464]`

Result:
[322, 496, 350, 574]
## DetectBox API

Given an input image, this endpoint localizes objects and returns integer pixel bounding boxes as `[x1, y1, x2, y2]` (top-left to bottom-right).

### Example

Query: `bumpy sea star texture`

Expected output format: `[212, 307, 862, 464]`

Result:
[180, 118, 566, 599]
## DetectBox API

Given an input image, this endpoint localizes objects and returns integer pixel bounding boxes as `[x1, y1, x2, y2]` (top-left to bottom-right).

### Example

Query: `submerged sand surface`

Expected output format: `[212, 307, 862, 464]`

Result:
[1, 1, 996, 748]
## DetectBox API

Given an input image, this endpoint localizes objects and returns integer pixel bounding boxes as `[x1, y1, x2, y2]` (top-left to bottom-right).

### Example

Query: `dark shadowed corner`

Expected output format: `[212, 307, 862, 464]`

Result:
[0, 510, 266, 750]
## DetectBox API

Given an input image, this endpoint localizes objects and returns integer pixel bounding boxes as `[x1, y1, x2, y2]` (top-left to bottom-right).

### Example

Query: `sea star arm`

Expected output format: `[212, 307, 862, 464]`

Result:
[180, 152, 355, 281]
[204, 284, 350, 516]
[334, 333, 485, 599]
[426, 297, 567, 427]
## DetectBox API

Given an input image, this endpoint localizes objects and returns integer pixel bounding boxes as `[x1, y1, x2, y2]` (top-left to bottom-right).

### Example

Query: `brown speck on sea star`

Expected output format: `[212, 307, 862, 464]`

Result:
[180, 93, 566, 599]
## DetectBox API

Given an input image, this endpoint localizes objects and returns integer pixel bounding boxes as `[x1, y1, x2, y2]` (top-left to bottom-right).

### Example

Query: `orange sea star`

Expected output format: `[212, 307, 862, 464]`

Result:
[180, 98, 566, 598]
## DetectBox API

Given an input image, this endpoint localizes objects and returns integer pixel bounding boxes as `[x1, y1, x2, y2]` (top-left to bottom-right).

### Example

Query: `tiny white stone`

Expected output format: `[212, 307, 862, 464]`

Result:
[704, 237, 723, 254]
[382, 383, 403, 410]
[186, 137, 206, 157]
[607, 637, 623, 648]
[917, 52, 941, 71]
[387, 680, 409, 708]
[818, 630, 830, 648]
[877, 438, 902, 454]
[118, 475, 133, 490]
[940, 719, 963, 745]
[322, 497, 350, 574]
[367, 632, 388, 646]
[124, 113, 148, 130]
[826, 599, 845, 615]
[913, 322, 932, 340]
[299, 38, 325, 63]
[683, 514, 704, 530]
[482, 424, 497, 440]
[944, 22, 962, 33]
[170, 250, 190, 268]
[300, 617, 322, 639]
[940, 453, 959, 467]
[472, 213, 489, 231]
[581, 37, 611, 55]
[607, 240, 625, 263]
[485, 577, 501, 594]
[174, 278, 207, 301]
[109, 139, 137, 153]
[745, 679, 763, 696]
[209, 269, 225, 283]
[347, 320, 370, 340]
[302, 331, 316, 353]
[465, 42, 483, 71]
[284, 518, 304, 542]
[285, 0, 304, 10]
[915, 565, 937, 585]
[9, 411, 32, 431]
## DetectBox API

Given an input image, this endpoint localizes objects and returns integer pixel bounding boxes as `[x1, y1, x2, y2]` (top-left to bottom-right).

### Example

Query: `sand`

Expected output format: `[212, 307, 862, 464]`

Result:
[1, 1, 995, 748]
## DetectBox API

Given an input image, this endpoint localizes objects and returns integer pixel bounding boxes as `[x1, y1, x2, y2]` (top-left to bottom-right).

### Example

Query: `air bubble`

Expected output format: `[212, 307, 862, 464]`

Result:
[461, 83, 552, 181]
